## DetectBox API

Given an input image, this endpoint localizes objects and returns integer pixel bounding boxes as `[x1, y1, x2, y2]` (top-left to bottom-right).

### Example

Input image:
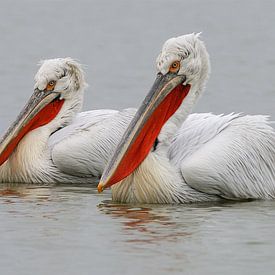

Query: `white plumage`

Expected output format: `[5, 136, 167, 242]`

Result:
[102, 33, 275, 203]
[172, 113, 275, 200]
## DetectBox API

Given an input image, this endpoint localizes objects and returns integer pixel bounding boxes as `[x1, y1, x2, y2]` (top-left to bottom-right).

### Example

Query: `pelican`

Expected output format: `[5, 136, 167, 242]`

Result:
[98, 33, 275, 203]
[0, 58, 135, 183]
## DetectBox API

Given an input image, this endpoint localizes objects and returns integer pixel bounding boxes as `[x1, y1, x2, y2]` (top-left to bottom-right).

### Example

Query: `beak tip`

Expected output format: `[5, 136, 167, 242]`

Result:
[97, 182, 105, 193]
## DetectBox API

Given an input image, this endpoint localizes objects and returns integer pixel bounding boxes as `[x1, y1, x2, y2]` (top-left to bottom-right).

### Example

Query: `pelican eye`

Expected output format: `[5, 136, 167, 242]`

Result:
[46, 80, 56, 91]
[169, 61, 181, 73]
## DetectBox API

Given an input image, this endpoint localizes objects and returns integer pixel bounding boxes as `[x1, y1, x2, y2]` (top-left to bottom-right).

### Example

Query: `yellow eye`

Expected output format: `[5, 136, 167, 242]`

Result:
[46, 80, 56, 91]
[169, 61, 181, 73]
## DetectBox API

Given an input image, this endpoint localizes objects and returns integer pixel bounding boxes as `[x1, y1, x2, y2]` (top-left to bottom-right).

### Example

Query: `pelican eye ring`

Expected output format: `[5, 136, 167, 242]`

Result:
[169, 61, 181, 73]
[46, 80, 56, 91]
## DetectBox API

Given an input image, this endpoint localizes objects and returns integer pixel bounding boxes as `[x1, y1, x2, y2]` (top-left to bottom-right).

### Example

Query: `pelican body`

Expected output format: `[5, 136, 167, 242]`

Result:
[0, 58, 135, 183]
[98, 34, 275, 203]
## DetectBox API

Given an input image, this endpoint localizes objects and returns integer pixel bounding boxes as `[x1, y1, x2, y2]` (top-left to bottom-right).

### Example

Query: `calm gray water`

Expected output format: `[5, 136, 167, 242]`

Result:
[0, 0, 275, 274]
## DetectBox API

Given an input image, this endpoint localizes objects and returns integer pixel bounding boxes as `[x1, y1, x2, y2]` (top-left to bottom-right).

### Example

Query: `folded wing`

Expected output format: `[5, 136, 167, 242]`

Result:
[170, 113, 275, 199]
[49, 108, 136, 178]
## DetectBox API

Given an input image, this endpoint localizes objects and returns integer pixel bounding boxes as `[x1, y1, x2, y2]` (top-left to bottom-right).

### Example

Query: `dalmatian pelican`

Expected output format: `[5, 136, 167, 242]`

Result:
[0, 58, 135, 183]
[98, 33, 275, 203]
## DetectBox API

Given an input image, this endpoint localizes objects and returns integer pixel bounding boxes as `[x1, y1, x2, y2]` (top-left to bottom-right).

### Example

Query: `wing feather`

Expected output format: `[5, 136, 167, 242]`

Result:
[48, 108, 136, 178]
[170, 113, 275, 199]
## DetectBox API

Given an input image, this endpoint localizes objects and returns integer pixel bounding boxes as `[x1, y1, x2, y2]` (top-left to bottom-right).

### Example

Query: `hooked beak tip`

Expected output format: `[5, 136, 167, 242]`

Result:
[97, 182, 105, 193]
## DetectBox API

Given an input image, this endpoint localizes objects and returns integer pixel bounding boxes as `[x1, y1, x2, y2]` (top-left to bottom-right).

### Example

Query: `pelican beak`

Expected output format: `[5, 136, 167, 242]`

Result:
[0, 88, 64, 166]
[98, 72, 190, 193]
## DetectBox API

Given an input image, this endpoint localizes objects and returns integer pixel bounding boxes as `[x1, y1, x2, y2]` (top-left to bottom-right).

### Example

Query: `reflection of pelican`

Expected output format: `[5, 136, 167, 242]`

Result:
[98, 33, 275, 203]
[98, 202, 189, 243]
[0, 58, 134, 183]
[99, 202, 171, 228]
[0, 183, 52, 208]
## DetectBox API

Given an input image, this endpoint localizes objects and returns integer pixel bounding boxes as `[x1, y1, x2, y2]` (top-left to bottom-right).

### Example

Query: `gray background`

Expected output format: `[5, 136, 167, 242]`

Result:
[0, 0, 275, 132]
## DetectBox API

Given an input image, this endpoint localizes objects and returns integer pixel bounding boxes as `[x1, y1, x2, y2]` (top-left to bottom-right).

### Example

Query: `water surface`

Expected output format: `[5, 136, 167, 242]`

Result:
[1, 183, 275, 275]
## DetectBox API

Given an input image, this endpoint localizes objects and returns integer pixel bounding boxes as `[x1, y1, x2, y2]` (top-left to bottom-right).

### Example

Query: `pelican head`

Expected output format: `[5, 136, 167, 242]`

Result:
[157, 33, 210, 91]
[34, 57, 86, 101]
[98, 33, 210, 192]
[0, 58, 86, 166]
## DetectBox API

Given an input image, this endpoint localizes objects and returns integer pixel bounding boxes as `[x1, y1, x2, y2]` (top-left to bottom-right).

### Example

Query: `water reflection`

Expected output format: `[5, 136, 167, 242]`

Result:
[0, 183, 54, 202]
[0, 183, 99, 200]
[98, 201, 191, 244]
